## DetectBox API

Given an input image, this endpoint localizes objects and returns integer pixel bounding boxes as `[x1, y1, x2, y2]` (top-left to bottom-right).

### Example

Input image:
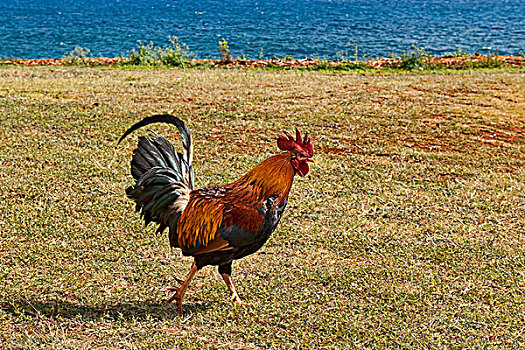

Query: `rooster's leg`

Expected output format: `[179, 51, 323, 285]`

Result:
[221, 273, 243, 305]
[166, 261, 198, 315]
[166, 277, 184, 292]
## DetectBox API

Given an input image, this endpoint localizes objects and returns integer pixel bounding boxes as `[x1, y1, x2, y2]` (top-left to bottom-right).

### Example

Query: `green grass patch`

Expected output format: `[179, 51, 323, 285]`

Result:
[0, 67, 524, 348]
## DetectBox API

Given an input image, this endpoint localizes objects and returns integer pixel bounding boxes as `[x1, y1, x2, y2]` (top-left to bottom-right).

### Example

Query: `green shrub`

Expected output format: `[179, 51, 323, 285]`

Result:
[315, 56, 330, 70]
[63, 46, 91, 66]
[128, 41, 157, 66]
[443, 48, 472, 58]
[126, 37, 191, 67]
[218, 39, 231, 61]
[397, 45, 431, 70]
[332, 62, 369, 71]
[464, 54, 504, 69]
[336, 50, 352, 63]
[156, 36, 191, 67]
[237, 53, 249, 60]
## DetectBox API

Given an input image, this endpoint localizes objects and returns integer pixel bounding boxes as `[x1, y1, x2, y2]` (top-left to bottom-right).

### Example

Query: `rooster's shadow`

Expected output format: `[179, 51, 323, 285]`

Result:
[2, 296, 212, 321]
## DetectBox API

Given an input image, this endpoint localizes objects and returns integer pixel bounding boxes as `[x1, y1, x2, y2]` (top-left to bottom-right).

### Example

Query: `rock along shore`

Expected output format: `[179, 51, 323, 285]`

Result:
[2, 55, 524, 68]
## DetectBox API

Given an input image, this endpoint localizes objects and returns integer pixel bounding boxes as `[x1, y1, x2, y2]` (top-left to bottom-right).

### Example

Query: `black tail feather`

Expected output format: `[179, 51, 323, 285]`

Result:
[120, 115, 194, 235]
[118, 114, 194, 189]
[118, 114, 192, 166]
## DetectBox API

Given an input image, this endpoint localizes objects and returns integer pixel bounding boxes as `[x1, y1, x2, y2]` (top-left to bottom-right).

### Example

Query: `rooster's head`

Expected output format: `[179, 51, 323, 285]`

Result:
[277, 128, 314, 177]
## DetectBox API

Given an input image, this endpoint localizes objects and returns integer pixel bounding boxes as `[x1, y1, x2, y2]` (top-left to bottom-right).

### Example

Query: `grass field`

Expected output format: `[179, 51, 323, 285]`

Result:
[0, 66, 524, 349]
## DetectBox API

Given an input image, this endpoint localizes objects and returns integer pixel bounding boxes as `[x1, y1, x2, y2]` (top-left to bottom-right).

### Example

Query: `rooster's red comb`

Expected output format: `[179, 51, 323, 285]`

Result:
[277, 127, 314, 157]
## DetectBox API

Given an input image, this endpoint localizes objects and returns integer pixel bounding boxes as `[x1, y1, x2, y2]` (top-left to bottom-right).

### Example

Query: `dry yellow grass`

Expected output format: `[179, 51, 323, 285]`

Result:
[0, 66, 524, 348]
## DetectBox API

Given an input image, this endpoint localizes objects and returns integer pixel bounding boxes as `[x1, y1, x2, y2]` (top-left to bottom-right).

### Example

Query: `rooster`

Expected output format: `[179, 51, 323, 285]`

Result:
[118, 114, 314, 314]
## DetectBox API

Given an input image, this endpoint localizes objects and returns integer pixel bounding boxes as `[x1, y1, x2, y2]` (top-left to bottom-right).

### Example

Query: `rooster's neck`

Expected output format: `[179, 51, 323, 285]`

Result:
[231, 152, 295, 203]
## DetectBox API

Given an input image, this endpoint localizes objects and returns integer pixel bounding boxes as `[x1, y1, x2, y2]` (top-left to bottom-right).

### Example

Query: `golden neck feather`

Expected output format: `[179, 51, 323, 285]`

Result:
[230, 152, 296, 203]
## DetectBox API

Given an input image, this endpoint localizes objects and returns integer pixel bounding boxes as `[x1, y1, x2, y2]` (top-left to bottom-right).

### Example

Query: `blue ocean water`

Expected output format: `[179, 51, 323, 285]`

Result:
[1, 0, 524, 59]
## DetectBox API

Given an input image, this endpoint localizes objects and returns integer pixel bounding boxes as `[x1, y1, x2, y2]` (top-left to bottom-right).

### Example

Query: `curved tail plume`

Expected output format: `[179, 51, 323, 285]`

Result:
[118, 114, 194, 189]
[119, 114, 196, 238]
[118, 114, 193, 166]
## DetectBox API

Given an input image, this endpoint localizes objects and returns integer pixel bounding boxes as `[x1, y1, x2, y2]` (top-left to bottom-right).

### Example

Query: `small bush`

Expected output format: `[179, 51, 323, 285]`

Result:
[156, 36, 191, 67]
[443, 48, 472, 58]
[128, 41, 157, 66]
[336, 50, 352, 63]
[332, 62, 369, 71]
[464, 54, 504, 69]
[126, 37, 191, 67]
[218, 39, 231, 61]
[315, 56, 330, 70]
[63, 46, 91, 66]
[397, 45, 431, 70]
[237, 53, 249, 60]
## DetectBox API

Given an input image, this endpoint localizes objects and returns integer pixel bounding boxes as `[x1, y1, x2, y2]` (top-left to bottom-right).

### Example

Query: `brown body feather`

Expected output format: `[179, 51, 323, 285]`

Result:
[173, 151, 296, 255]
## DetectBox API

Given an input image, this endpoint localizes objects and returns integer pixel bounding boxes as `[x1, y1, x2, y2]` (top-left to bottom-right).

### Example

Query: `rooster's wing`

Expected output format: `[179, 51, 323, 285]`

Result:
[176, 189, 267, 256]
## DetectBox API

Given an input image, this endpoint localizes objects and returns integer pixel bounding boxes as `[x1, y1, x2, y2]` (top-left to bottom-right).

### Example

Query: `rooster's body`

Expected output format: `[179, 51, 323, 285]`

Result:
[119, 115, 313, 313]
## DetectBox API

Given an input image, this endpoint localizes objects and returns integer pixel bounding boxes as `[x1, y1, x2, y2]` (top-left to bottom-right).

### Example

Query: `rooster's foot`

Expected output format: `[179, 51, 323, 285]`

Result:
[232, 294, 244, 306]
[164, 262, 198, 316]
[165, 289, 184, 315]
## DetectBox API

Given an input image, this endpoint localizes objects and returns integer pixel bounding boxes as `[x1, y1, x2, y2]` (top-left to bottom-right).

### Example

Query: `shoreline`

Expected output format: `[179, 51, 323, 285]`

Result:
[2, 55, 524, 69]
